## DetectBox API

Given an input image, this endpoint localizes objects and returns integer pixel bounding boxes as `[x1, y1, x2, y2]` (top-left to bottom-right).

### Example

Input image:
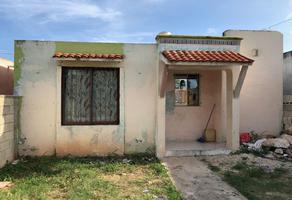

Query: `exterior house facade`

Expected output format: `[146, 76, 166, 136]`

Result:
[0, 58, 14, 95]
[283, 51, 292, 130]
[14, 30, 283, 158]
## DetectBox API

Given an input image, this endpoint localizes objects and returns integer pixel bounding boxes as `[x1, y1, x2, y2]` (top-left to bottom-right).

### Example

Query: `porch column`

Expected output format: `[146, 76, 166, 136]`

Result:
[156, 60, 166, 158]
[226, 69, 240, 150]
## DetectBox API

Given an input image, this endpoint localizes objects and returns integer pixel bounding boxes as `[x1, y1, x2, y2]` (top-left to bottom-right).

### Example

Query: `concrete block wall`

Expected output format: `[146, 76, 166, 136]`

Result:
[0, 95, 18, 168]
[283, 95, 292, 130]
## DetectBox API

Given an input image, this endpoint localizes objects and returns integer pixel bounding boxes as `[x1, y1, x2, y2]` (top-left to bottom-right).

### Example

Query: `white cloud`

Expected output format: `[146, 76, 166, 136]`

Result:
[285, 0, 292, 19]
[0, 0, 122, 24]
[206, 28, 218, 35]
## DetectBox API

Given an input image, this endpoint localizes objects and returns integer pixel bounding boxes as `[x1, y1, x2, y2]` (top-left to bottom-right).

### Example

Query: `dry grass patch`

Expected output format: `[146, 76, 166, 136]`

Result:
[0, 155, 182, 200]
[201, 154, 292, 200]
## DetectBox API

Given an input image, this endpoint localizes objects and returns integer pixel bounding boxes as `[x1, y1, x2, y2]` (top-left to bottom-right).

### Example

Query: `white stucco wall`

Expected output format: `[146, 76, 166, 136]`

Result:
[55, 61, 125, 156]
[14, 41, 57, 156]
[224, 30, 283, 136]
[123, 44, 157, 154]
[14, 41, 158, 156]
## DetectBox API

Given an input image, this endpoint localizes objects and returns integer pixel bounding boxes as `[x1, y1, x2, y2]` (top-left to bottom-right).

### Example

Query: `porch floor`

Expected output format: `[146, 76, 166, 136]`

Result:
[165, 141, 231, 157]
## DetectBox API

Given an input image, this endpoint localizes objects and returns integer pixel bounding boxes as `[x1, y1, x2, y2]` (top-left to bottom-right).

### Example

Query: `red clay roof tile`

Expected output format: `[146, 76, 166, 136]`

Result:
[162, 50, 253, 64]
[53, 52, 124, 59]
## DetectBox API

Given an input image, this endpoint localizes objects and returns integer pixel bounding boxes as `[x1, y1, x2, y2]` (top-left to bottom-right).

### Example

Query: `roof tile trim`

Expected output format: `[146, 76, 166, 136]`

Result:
[162, 50, 254, 64]
[53, 52, 124, 59]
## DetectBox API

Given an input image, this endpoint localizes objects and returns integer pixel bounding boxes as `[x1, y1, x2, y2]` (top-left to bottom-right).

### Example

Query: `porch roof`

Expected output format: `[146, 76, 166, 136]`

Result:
[162, 50, 254, 65]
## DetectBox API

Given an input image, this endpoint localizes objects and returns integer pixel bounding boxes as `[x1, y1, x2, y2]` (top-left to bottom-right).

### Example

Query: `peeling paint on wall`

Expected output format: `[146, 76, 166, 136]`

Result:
[125, 128, 155, 154]
[90, 134, 99, 145]
[14, 96, 22, 156]
[55, 41, 124, 54]
[112, 130, 123, 144]
[15, 41, 57, 156]
[13, 41, 25, 156]
[16, 41, 156, 156]
[123, 44, 157, 155]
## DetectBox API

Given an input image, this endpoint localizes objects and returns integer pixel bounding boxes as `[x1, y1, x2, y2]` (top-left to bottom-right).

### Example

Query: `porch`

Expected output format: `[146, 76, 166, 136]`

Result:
[156, 50, 253, 158]
[165, 141, 230, 156]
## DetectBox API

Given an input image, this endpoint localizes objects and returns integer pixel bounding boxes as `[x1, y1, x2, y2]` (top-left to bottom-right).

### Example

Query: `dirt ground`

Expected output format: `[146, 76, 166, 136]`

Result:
[198, 153, 292, 173]
[198, 154, 292, 200]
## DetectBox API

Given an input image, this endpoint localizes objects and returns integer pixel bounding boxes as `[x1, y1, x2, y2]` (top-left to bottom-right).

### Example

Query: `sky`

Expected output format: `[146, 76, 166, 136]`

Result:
[1, 0, 292, 61]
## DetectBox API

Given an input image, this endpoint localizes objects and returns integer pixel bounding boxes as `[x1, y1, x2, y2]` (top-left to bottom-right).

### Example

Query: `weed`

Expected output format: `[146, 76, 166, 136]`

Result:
[232, 145, 269, 157]
[223, 163, 292, 200]
[231, 161, 247, 171]
[250, 131, 261, 143]
[0, 155, 182, 200]
[207, 164, 221, 172]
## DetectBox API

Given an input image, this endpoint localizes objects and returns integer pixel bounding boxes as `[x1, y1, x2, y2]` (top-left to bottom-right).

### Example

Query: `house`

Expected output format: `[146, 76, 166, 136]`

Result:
[283, 51, 292, 130]
[0, 58, 14, 95]
[284, 51, 292, 96]
[14, 30, 283, 158]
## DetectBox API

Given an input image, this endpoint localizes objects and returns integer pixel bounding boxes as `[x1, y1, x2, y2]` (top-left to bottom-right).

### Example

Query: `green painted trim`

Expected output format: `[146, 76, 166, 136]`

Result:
[155, 34, 242, 41]
[55, 41, 124, 54]
[14, 41, 25, 87]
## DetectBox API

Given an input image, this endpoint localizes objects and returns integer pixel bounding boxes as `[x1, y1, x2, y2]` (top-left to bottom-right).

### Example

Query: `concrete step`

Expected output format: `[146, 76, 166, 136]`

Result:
[165, 148, 231, 157]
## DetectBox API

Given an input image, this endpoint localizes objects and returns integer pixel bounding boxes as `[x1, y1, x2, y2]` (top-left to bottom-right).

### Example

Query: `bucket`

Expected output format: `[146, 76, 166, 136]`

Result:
[205, 129, 216, 142]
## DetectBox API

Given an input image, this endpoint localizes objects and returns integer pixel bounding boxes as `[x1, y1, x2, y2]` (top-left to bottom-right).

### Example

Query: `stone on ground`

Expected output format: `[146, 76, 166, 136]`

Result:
[262, 138, 290, 148]
[274, 148, 284, 154]
[281, 134, 292, 144]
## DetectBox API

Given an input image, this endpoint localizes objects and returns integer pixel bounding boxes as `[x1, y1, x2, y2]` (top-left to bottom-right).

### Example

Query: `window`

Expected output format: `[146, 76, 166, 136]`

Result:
[62, 67, 119, 125]
[174, 74, 199, 106]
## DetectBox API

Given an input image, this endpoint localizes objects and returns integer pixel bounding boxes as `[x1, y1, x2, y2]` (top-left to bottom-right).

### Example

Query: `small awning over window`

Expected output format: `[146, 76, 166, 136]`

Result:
[53, 52, 124, 60]
[162, 50, 253, 65]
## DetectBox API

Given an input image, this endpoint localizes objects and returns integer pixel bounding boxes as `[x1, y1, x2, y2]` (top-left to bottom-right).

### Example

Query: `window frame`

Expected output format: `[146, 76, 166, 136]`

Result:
[61, 67, 120, 126]
[174, 74, 200, 107]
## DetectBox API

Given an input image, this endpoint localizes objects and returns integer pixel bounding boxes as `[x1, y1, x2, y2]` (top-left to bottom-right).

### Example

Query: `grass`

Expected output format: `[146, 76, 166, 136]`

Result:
[203, 158, 292, 200]
[231, 146, 270, 157]
[0, 155, 182, 200]
[223, 163, 292, 200]
[207, 163, 221, 172]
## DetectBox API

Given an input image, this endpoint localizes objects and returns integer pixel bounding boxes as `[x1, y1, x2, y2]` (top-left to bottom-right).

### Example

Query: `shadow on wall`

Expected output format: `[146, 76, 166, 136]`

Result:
[0, 66, 14, 95]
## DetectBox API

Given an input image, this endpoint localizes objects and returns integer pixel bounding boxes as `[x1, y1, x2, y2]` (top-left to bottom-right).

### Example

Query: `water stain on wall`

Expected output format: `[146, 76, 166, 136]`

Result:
[90, 134, 99, 145]
[166, 90, 175, 114]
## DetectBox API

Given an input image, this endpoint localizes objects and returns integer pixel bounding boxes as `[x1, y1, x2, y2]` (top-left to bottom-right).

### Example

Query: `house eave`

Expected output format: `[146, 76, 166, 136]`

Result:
[54, 58, 124, 62]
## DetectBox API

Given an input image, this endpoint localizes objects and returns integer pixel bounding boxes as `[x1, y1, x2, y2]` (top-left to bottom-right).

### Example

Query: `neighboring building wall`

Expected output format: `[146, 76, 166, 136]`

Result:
[283, 95, 292, 130]
[283, 52, 292, 131]
[284, 51, 292, 95]
[224, 30, 283, 135]
[165, 70, 225, 142]
[0, 58, 14, 95]
[14, 40, 157, 156]
[0, 96, 18, 168]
